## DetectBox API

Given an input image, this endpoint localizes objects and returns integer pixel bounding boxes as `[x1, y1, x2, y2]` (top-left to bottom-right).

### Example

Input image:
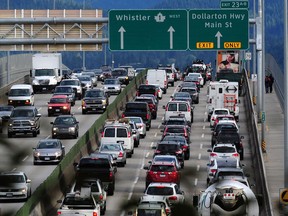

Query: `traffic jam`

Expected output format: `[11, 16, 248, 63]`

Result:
[0, 58, 260, 216]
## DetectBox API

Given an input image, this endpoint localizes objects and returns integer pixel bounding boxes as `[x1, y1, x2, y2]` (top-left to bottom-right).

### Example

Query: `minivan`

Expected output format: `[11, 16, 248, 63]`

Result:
[146, 69, 168, 94]
[7, 84, 34, 106]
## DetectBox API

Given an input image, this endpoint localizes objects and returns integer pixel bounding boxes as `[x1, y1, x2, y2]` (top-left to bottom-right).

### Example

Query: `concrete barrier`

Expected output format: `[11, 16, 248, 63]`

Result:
[15, 71, 147, 216]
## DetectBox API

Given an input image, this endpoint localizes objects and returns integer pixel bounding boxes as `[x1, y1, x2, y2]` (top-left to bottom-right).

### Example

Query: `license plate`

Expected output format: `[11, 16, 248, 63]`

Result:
[117, 141, 124, 144]
[160, 174, 166, 177]
[42, 87, 46, 90]
[55, 109, 60, 112]
[6, 193, 13, 197]
[44, 157, 50, 160]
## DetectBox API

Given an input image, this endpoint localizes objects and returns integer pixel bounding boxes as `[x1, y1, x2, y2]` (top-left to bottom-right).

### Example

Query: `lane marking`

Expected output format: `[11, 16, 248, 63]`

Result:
[162, 117, 164, 121]
[120, 211, 125, 216]
[78, 106, 81, 110]
[146, 152, 150, 158]
[22, 156, 29, 161]
[150, 142, 154, 147]
[197, 165, 200, 171]
[203, 125, 205, 130]
[12, 168, 16, 171]
[128, 192, 133, 200]
[194, 178, 198, 186]
[46, 135, 51, 139]
[205, 111, 207, 115]
[134, 177, 139, 184]
[154, 133, 157, 137]
[198, 153, 201, 160]
[201, 133, 204, 138]
[200, 143, 203, 149]
[158, 124, 161, 129]
[37, 108, 42, 111]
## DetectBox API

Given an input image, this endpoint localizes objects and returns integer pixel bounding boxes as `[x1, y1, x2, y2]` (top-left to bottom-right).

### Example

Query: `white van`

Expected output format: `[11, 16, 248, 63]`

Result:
[7, 84, 34, 106]
[146, 69, 168, 94]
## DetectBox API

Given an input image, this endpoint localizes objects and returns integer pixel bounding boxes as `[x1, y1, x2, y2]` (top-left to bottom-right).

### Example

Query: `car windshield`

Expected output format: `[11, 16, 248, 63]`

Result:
[154, 157, 176, 164]
[215, 110, 229, 115]
[12, 109, 34, 117]
[61, 80, 79, 86]
[174, 93, 190, 98]
[0, 175, 25, 183]
[166, 127, 184, 133]
[218, 171, 244, 177]
[151, 165, 175, 172]
[104, 79, 117, 85]
[35, 69, 54, 76]
[146, 186, 173, 195]
[63, 196, 94, 206]
[50, 98, 67, 103]
[82, 72, 95, 78]
[157, 144, 179, 151]
[127, 117, 142, 123]
[112, 70, 127, 76]
[85, 91, 104, 97]
[166, 120, 186, 126]
[162, 136, 186, 143]
[54, 117, 75, 125]
[79, 158, 110, 168]
[55, 87, 73, 93]
[100, 144, 121, 151]
[0, 106, 13, 111]
[181, 88, 197, 94]
[38, 141, 60, 149]
[217, 134, 239, 143]
[9, 89, 30, 96]
[77, 76, 91, 81]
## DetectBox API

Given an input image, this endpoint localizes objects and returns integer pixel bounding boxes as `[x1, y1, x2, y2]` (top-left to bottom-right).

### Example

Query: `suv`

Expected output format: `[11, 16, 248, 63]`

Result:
[162, 116, 191, 129]
[7, 106, 41, 138]
[50, 115, 79, 139]
[211, 124, 239, 146]
[158, 66, 175, 87]
[0, 171, 32, 201]
[7, 84, 34, 106]
[137, 84, 158, 98]
[215, 129, 244, 160]
[122, 102, 152, 130]
[153, 141, 184, 168]
[163, 101, 194, 124]
[101, 119, 135, 157]
[134, 96, 157, 119]
[82, 88, 109, 114]
[161, 135, 190, 160]
[112, 68, 129, 85]
[145, 161, 181, 188]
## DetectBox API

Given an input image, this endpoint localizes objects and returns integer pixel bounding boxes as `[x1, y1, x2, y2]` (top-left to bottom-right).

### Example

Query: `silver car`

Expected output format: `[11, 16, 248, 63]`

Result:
[0, 171, 31, 201]
[102, 78, 122, 95]
[124, 116, 146, 138]
[98, 143, 127, 167]
[33, 139, 65, 165]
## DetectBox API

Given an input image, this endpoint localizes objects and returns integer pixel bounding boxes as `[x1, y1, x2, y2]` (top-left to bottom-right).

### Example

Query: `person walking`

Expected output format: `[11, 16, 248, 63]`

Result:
[269, 74, 274, 93]
[265, 75, 270, 93]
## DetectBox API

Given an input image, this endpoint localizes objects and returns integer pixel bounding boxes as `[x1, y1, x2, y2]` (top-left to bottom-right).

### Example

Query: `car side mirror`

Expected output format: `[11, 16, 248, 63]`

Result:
[241, 135, 244, 139]
[162, 105, 165, 109]
[57, 200, 62, 204]
[143, 165, 149, 170]
[50, 122, 54, 124]
[207, 149, 212, 152]
[152, 146, 156, 149]
[73, 162, 78, 167]
[209, 173, 214, 176]
[26, 179, 31, 183]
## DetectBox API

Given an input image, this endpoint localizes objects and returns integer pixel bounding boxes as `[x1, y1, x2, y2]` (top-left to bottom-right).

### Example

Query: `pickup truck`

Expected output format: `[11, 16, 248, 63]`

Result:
[57, 189, 101, 216]
[70, 178, 107, 215]
[74, 154, 116, 196]
[121, 101, 152, 130]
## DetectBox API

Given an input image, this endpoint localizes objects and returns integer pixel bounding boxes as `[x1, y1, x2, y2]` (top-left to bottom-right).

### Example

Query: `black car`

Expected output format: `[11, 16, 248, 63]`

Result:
[179, 87, 199, 104]
[211, 123, 239, 146]
[161, 135, 190, 160]
[162, 125, 191, 143]
[50, 115, 79, 139]
[134, 96, 158, 119]
[153, 141, 185, 168]
[112, 68, 129, 85]
[137, 84, 158, 98]
[162, 116, 191, 129]
[82, 88, 109, 114]
[215, 129, 244, 160]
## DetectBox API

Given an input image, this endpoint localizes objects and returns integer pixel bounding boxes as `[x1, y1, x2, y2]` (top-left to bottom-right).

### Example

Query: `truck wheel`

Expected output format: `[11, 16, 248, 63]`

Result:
[33, 131, 37, 137]
[240, 151, 244, 160]
[37, 129, 40, 134]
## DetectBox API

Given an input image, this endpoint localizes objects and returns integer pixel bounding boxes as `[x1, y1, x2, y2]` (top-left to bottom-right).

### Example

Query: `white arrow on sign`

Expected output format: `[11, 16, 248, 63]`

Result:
[118, 26, 126, 49]
[168, 26, 175, 49]
[215, 31, 222, 49]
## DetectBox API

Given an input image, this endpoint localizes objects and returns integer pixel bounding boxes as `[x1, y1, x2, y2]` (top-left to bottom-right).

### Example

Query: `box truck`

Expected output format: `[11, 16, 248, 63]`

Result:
[30, 53, 62, 92]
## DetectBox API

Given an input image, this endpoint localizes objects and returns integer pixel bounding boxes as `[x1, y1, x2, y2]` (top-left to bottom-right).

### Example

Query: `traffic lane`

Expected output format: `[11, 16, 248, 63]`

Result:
[102, 83, 182, 216]
[0, 88, 119, 215]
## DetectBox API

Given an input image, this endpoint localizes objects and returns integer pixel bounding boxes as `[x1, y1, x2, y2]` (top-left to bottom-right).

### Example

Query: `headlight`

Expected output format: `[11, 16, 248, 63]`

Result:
[102, 99, 106, 105]
[125, 77, 129, 80]
[55, 151, 62, 157]
[48, 106, 53, 109]
[21, 188, 27, 193]
[69, 127, 76, 132]
[53, 127, 59, 131]
[63, 106, 68, 110]
[32, 79, 39, 85]
[8, 123, 13, 127]
[29, 121, 35, 126]
[103, 86, 108, 89]
[34, 151, 40, 157]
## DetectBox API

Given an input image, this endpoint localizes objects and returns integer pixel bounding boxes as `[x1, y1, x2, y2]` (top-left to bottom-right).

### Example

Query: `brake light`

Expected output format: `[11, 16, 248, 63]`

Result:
[146, 113, 150, 120]
[93, 212, 98, 216]
[164, 80, 167, 86]
[166, 208, 171, 215]
[118, 151, 124, 157]
[109, 171, 113, 180]
[127, 131, 131, 138]
[212, 117, 215, 121]
[99, 194, 103, 200]
[211, 169, 217, 173]
[169, 196, 178, 201]
[188, 106, 191, 112]
[146, 80, 148, 84]
[122, 113, 125, 118]
[57, 212, 61, 215]
[165, 106, 168, 111]
[210, 153, 217, 157]
[101, 131, 104, 137]
[172, 74, 174, 78]
[184, 129, 187, 137]
[136, 91, 139, 96]
[182, 145, 188, 149]
[154, 91, 157, 96]
[235, 99, 237, 104]
[25, 100, 31, 105]
[232, 153, 239, 157]
[176, 150, 183, 154]
[155, 150, 161, 154]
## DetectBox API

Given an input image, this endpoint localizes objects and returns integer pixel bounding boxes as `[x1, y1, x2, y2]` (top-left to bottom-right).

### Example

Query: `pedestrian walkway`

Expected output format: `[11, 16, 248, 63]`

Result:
[258, 89, 284, 215]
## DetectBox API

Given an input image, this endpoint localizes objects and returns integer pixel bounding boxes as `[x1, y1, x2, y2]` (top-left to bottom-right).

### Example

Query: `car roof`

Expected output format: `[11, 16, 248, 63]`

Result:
[13, 106, 36, 110]
[51, 95, 68, 98]
[147, 182, 177, 187]
[0, 171, 25, 176]
[10, 84, 32, 89]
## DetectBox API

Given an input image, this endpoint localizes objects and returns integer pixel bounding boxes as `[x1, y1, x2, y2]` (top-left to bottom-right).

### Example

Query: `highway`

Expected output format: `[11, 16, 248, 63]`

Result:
[0, 84, 119, 216]
[17, 79, 257, 216]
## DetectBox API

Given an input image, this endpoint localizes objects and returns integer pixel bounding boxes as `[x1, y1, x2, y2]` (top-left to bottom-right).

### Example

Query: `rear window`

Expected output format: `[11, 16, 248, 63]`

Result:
[168, 103, 177, 111]
[117, 128, 128, 137]
[213, 146, 236, 153]
[179, 104, 188, 111]
[166, 120, 185, 126]
[146, 186, 173, 195]
[217, 134, 240, 143]
[218, 171, 244, 177]
[79, 158, 110, 168]
[166, 127, 184, 133]
[139, 85, 156, 91]
[135, 98, 153, 105]
[215, 110, 229, 115]
[138, 209, 162, 216]
[150, 165, 175, 172]
[104, 128, 115, 137]
[126, 103, 147, 110]
[158, 144, 179, 151]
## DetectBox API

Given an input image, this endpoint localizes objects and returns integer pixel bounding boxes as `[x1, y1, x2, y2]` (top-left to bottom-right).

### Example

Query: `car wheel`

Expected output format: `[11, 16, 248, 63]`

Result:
[48, 112, 51, 117]
[108, 183, 114, 196]
[33, 161, 38, 165]
[240, 151, 244, 160]
[171, 82, 174, 87]
[196, 98, 199, 104]
[33, 131, 37, 137]
[163, 89, 167, 94]
[82, 110, 87, 114]
[185, 152, 190, 160]
[37, 129, 40, 134]
[7, 132, 12, 138]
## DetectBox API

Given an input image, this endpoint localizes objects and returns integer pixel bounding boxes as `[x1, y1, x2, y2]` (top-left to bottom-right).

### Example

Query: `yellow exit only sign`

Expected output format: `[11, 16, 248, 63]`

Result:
[224, 42, 241, 48]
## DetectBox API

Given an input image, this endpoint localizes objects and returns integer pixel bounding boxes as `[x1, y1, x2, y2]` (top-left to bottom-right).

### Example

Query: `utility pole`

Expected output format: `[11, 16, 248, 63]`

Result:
[82, 0, 86, 71]
[284, 0, 288, 188]
[6, 0, 10, 84]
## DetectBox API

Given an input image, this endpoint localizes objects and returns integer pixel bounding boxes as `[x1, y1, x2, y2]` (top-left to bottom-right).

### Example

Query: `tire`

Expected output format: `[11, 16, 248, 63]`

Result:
[48, 112, 51, 117]
[37, 129, 40, 134]
[163, 89, 167, 94]
[196, 98, 199, 104]
[32, 131, 37, 137]
[108, 183, 114, 196]
[82, 110, 87, 114]
[185, 152, 190, 160]
[33, 161, 38, 165]
[147, 126, 150, 131]
[191, 115, 194, 123]
[171, 82, 174, 87]
[240, 151, 244, 160]
[52, 135, 56, 139]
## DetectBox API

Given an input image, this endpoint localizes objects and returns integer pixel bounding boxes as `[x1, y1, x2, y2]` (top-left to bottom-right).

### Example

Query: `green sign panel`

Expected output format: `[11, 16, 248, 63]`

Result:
[109, 10, 188, 51]
[221, 1, 249, 9]
[189, 9, 249, 50]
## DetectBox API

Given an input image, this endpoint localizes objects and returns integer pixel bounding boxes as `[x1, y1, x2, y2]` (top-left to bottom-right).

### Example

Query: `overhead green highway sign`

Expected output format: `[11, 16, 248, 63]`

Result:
[109, 10, 188, 51]
[109, 9, 249, 51]
[221, 0, 249, 9]
[189, 9, 249, 50]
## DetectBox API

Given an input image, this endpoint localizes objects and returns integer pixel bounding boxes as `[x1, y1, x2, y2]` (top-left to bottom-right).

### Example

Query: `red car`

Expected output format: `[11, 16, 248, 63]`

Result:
[145, 161, 181, 188]
[47, 95, 71, 116]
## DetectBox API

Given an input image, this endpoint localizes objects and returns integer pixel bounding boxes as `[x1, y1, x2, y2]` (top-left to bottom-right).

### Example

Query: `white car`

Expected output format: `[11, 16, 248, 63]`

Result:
[207, 143, 240, 161]
[209, 108, 230, 127]
[139, 195, 172, 216]
[164, 101, 193, 124]
[144, 182, 185, 206]
[187, 72, 204, 87]
[124, 116, 146, 138]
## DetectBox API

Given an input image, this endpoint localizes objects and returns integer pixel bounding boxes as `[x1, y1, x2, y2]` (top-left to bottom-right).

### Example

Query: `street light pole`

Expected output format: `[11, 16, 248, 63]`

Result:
[82, 0, 86, 71]
[6, 0, 10, 84]
[284, 0, 288, 188]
